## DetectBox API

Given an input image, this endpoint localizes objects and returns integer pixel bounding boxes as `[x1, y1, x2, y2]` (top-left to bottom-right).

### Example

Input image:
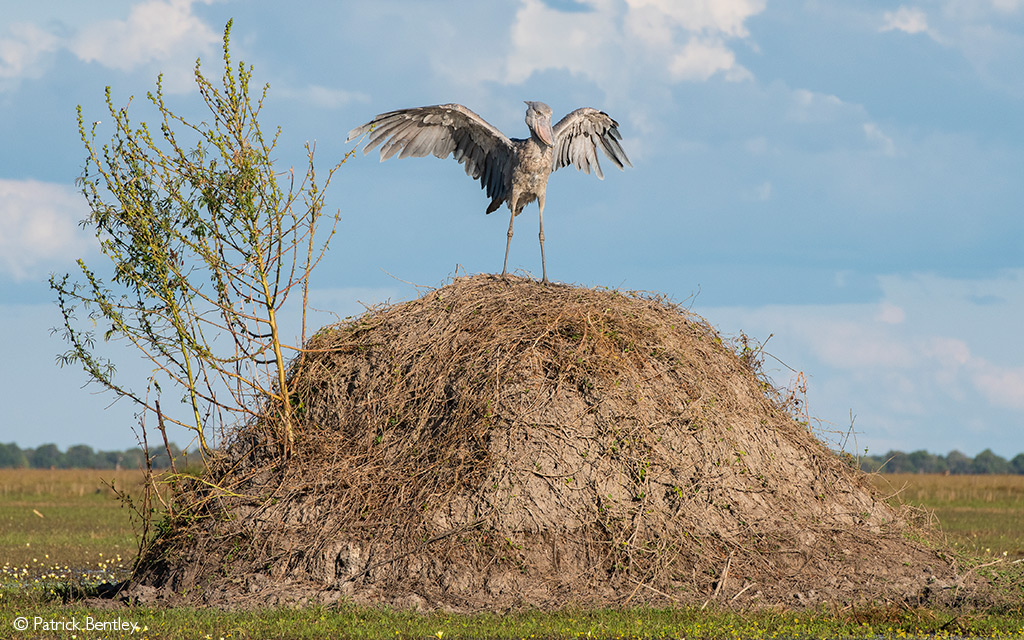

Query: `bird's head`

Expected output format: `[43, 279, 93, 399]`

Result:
[524, 101, 554, 147]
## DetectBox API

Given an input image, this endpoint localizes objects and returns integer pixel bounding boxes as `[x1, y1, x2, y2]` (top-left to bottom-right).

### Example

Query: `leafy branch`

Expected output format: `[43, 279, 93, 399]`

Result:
[51, 20, 349, 461]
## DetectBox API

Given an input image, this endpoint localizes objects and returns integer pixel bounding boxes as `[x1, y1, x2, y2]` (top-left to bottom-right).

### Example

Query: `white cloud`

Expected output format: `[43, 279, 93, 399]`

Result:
[787, 89, 846, 123]
[990, 0, 1024, 11]
[1, 1, 218, 93]
[626, 0, 764, 37]
[881, 6, 929, 34]
[70, 0, 218, 71]
[0, 179, 92, 281]
[744, 136, 769, 155]
[875, 302, 905, 324]
[0, 22, 58, 81]
[504, 0, 762, 87]
[923, 336, 971, 367]
[700, 270, 1024, 454]
[740, 180, 772, 201]
[280, 85, 370, 109]
[68, 0, 218, 91]
[973, 363, 1024, 410]
[943, 0, 1024, 18]
[808, 315, 917, 370]
[669, 37, 748, 82]
[505, 0, 619, 85]
[863, 122, 897, 156]
[879, 2, 1024, 97]
[922, 335, 1024, 411]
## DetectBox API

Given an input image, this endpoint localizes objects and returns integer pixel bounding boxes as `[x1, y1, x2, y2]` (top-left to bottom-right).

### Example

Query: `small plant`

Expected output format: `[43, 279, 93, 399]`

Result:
[52, 20, 346, 463]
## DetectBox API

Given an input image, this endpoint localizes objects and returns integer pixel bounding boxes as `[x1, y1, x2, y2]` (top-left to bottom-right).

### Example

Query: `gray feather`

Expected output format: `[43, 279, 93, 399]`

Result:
[346, 101, 631, 283]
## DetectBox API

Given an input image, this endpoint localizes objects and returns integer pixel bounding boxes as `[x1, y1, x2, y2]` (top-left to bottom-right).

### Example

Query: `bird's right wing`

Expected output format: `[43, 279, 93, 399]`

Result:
[552, 108, 632, 179]
[346, 104, 515, 206]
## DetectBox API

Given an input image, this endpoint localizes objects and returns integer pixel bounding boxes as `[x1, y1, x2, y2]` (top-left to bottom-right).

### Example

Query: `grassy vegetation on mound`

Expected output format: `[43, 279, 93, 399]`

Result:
[2, 471, 1023, 638]
[1, 601, 1023, 640]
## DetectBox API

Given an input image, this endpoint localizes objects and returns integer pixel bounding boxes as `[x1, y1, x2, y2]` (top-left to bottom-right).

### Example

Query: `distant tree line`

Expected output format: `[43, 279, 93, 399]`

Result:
[859, 449, 1024, 475]
[0, 442, 185, 470]
[4, 441, 1021, 474]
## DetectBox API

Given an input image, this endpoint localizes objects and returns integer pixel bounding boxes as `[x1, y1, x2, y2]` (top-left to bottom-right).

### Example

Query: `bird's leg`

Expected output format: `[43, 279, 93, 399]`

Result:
[538, 194, 548, 285]
[501, 205, 516, 279]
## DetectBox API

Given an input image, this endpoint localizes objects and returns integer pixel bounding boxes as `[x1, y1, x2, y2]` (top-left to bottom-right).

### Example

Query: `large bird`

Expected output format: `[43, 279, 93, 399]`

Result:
[346, 101, 631, 284]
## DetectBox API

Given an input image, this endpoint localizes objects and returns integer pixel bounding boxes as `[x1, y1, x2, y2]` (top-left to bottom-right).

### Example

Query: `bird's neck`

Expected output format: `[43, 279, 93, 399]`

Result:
[527, 135, 552, 154]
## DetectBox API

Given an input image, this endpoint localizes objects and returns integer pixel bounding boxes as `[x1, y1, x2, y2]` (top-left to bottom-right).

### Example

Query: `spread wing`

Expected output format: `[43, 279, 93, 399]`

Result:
[552, 108, 632, 179]
[347, 104, 516, 206]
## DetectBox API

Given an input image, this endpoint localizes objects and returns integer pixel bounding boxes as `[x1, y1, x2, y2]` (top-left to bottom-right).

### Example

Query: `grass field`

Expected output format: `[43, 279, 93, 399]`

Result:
[1, 469, 1022, 639]
[869, 473, 1024, 561]
[0, 469, 147, 570]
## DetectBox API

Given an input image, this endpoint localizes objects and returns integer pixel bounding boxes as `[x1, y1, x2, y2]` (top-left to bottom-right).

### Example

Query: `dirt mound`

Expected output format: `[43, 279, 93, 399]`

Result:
[130, 275, 967, 610]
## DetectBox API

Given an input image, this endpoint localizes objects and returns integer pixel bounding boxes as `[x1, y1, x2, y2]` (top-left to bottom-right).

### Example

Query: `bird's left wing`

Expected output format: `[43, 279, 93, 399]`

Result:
[551, 108, 632, 179]
[346, 104, 515, 205]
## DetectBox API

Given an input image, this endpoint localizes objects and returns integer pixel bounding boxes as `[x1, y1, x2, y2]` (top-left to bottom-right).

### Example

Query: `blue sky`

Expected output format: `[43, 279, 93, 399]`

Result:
[1, 0, 1022, 457]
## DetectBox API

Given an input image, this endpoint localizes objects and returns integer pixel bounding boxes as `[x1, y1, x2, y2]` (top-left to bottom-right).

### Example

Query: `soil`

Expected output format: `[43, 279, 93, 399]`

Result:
[125, 275, 980, 611]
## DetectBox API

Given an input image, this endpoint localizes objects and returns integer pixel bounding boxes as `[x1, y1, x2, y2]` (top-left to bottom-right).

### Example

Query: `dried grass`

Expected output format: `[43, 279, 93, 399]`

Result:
[132, 275, 967, 610]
